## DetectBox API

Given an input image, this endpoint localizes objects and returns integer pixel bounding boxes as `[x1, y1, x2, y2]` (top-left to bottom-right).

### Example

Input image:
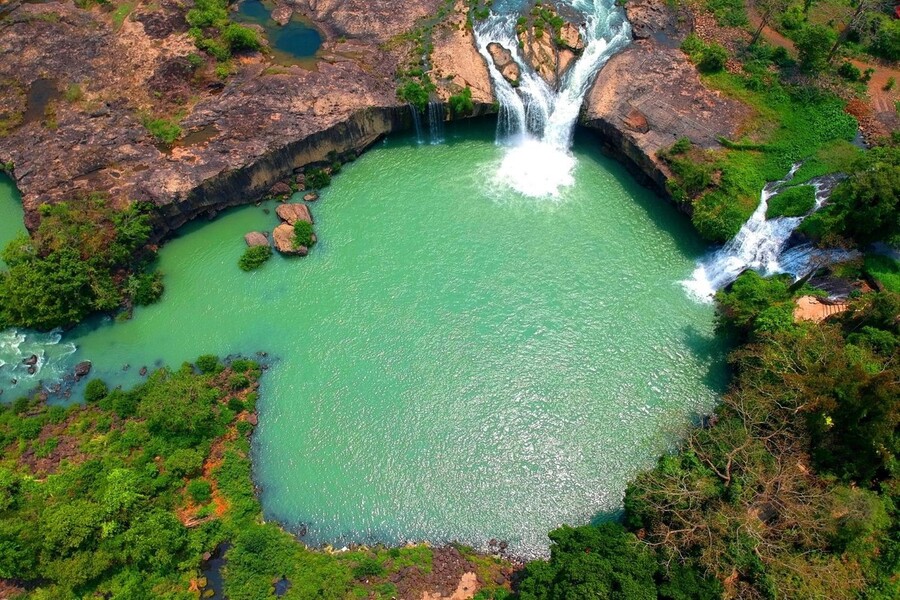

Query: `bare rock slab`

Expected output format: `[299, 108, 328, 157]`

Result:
[244, 231, 269, 247]
[275, 203, 313, 225]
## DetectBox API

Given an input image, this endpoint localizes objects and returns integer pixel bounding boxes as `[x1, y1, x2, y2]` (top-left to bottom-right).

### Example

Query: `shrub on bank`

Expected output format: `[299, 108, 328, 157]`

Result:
[293, 220, 315, 248]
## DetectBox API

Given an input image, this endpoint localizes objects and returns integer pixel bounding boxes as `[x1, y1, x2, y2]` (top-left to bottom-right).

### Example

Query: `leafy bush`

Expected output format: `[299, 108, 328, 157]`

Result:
[238, 245, 272, 272]
[449, 87, 474, 116]
[306, 168, 331, 190]
[128, 271, 164, 306]
[397, 80, 430, 111]
[705, 0, 748, 26]
[222, 24, 261, 52]
[837, 61, 862, 81]
[795, 25, 836, 73]
[766, 184, 816, 218]
[698, 43, 728, 73]
[84, 379, 109, 403]
[871, 18, 900, 61]
[186, 0, 228, 28]
[195, 354, 221, 374]
[352, 557, 385, 579]
[293, 220, 315, 248]
[864, 254, 900, 293]
[186, 479, 212, 504]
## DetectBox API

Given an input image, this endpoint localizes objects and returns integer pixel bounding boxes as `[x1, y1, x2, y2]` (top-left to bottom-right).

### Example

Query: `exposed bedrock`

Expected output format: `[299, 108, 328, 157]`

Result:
[580, 0, 750, 208]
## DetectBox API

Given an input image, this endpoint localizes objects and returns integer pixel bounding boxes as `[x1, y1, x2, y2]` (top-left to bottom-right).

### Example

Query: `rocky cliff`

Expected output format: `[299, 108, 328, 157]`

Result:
[580, 0, 749, 206]
[0, 0, 749, 236]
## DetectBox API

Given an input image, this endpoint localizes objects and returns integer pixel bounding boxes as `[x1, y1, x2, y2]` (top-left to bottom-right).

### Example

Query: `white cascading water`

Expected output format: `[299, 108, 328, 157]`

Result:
[0, 328, 77, 396]
[682, 167, 859, 302]
[475, 0, 631, 197]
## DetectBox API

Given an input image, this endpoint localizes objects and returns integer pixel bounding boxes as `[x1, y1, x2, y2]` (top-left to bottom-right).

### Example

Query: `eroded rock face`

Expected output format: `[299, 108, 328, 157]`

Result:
[517, 8, 584, 88]
[580, 0, 749, 206]
[275, 202, 313, 225]
[0, 0, 493, 236]
[487, 43, 520, 86]
[430, 1, 494, 104]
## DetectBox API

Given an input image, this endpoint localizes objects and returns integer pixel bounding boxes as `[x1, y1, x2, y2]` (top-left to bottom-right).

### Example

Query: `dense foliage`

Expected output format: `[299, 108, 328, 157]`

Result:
[238, 245, 272, 272]
[765, 184, 815, 218]
[293, 220, 315, 249]
[800, 145, 900, 247]
[622, 275, 900, 599]
[0, 197, 162, 330]
[186, 0, 261, 63]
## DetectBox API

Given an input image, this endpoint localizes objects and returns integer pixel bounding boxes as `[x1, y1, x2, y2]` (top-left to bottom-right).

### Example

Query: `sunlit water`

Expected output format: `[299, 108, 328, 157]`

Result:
[0, 125, 725, 556]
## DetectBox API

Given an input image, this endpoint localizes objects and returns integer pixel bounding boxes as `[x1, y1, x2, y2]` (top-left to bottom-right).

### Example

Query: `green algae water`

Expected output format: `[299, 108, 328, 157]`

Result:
[0, 124, 725, 555]
[0, 175, 24, 269]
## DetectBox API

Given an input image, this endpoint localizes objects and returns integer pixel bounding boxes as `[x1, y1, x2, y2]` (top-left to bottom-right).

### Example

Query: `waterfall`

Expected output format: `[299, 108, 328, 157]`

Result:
[682, 167, 859, 302]
[427, 101, 445, 144]
[409, 105, 424, 145]
[474, 0, 631, 197]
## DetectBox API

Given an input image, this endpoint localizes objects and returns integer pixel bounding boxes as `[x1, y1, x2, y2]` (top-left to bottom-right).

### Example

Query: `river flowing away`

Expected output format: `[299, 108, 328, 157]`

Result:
[0, 125, 727, 556]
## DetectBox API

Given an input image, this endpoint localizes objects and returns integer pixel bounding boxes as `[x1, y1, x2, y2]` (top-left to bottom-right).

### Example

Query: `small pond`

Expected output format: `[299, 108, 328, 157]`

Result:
[235, 0, 323, 67]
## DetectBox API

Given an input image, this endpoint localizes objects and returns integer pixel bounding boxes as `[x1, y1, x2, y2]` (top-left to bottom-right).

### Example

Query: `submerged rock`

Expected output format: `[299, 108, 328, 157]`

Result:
[271, 5, 293, 26]
[303, 192, 319, 202]
[244, 231, 269, 247]
[273, 223, 308, 256]
[275, 203, 313, 225]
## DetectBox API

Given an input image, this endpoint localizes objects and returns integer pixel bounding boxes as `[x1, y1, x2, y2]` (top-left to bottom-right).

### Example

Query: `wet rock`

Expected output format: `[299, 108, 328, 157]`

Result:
[244, 231, 269, 247]
[303, 191, 318, 202]
[74, 361, 92, 378]
[275, 203, 313, 225]
[487, 43, 520, 85]
[23, 354, 38, 366]
[271, 4, 292, 26]
[247, 413, 258, 426]
[139, 366, 148, 376]
[559, 23, 584, 52]
[270, 182, 292, 197]
[27, 366, 36, 375]
[273, 223, 308, 256]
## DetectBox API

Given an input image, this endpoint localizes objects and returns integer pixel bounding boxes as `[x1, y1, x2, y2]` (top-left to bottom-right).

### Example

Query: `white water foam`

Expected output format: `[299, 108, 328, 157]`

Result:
[0, 328, 77, 396]
[475, 0, 631, 198]
[682, 167, 859, 302]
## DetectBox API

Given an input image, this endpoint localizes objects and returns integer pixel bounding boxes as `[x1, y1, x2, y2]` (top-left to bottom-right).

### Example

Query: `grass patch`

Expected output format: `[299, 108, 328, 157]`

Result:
[766, 184, 816, 218]
[237, 245, 272, 272]
[864, 254, 900, 293]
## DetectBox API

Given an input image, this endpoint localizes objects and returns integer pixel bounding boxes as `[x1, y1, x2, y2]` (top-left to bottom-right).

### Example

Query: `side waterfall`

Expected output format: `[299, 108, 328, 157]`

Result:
[409, 105, 424, 145]
[682, 167, 859, 302]
[427, 101, 445, 145]
[474, 0, 631, 197]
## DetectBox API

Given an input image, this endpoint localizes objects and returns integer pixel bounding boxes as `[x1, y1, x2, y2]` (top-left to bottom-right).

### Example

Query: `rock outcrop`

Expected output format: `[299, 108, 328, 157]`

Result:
[516, 8, 584, 88]
[0, 0, 494, 236]
[580, 0, 750, 206]
[244, 232, 270, 247]
[275, 202, 313, 225]
[487, 43, 520, 86]
[273, 223, 308, 256]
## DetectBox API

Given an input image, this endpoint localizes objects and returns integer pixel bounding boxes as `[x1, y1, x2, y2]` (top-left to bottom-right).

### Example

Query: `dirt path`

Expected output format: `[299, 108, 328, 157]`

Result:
[748, 10, 900, 121]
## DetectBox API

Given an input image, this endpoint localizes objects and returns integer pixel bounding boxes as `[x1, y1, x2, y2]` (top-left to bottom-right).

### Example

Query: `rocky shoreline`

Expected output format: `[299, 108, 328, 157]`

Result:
[0, 0, 747, 236]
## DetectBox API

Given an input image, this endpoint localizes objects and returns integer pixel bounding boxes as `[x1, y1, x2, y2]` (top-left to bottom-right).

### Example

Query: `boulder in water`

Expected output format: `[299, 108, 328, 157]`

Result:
[273, 223, 308, 256]
[303, 191, 319, 202]
[23, 354, 38, 366]
[269, 182, 292, 198]
[559, 23, 584, 52]
[244, 231, 269, 247]
[74, 361, 92, 379]
[276, 203, 313, 225]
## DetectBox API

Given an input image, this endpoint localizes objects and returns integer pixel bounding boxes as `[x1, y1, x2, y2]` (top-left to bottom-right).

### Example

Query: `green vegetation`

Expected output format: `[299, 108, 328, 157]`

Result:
[83, 379, 109, 403]
[293, 220, 315, 249]
[142, 115, 182, 146]
[63, 83, 84, 103]
[238, 245, 272, 272]
[667, 40, 858, 241]
[306, 167, 331, 190]
[0, 357, 512, 598]
[449, 86, 475, 116]
[397, 80, 431, 111]
[0, 197, 162, 330]
[765, 184, 816, 218]
[865, 254, 900, 293]
[800, 145, 900, 247]
[186, 0, 261, 63]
